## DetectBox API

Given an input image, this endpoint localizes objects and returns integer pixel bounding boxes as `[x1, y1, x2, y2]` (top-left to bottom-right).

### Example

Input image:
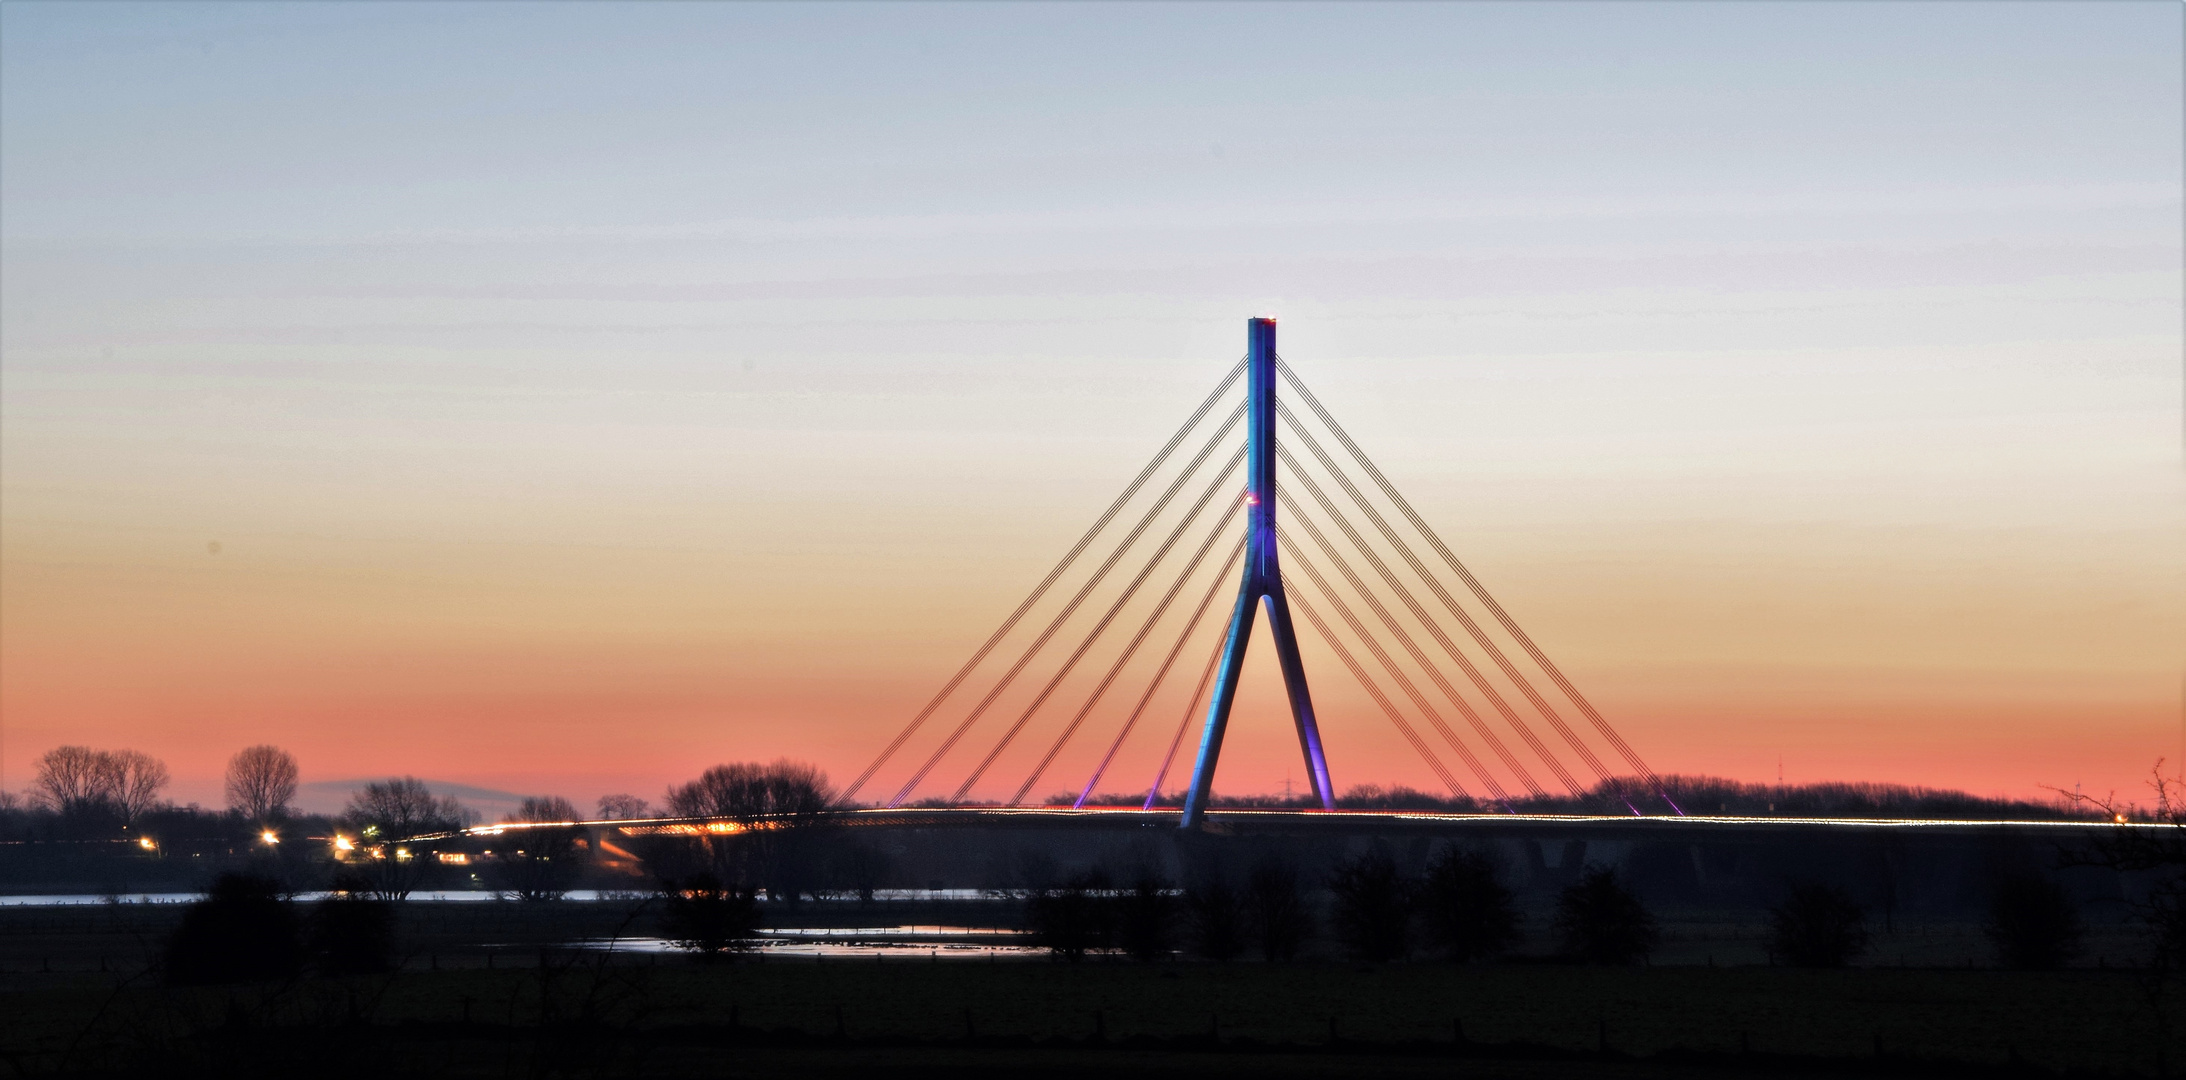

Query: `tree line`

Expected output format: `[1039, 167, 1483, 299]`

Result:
[1017, 844, 2089, 970]
[1075, 774, 2094, 820]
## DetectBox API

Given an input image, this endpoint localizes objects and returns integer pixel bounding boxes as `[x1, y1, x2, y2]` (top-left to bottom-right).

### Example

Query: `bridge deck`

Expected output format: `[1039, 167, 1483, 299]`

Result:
[439, 806, 2144, 844]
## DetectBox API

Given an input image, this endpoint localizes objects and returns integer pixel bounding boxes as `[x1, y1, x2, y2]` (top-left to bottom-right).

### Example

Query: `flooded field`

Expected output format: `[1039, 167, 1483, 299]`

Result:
[571, 925, 1042, 959]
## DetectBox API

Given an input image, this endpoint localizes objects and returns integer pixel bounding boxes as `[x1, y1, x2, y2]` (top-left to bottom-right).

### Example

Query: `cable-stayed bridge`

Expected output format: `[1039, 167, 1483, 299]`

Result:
[848, 319, 1680, 828]
[386, 318, 2124, 857]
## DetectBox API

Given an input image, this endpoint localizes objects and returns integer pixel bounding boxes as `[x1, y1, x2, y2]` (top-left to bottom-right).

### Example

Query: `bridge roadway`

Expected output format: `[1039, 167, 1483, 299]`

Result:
[439, 806, 2148, 845]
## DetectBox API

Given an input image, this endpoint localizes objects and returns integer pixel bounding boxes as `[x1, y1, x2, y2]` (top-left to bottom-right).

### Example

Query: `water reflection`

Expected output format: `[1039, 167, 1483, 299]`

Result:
[570, 926, 1041, 959]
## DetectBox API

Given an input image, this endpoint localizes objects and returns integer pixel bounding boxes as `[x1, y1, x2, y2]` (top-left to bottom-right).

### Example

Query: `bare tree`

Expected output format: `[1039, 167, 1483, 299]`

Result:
[34, 746, 167, 826]
[225, 745, 299, 823]
[1328, 847, 1413, 962]
[344, 777, 468, 838]
[1418, 846, 1521, 963]
[109, 750, 169, 823]
[34, 746, 112, 816]
[1245, 856, 1314, 961]
[488, 796, 583, 901]
[340, 777, 470, 900]
[1183, 872, 1248, 961]
[596, 793, 650, 820]
[665, 759, 836, 824]
[2057, 765, 2180, 967]
[1555, 866, 1659, 965]
[665, 759, 836, 899]
[1985, 871, 2083, 970]
[1768, 882, 1868, 968]
[660, 874, 760, 958]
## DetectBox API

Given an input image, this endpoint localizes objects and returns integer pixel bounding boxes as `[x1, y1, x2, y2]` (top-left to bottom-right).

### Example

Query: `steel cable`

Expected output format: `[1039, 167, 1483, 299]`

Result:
[845, 359, 1248, 801]
[1073, 540, 1246, 809]
[886, 420, 1247, 808]
[1277, 361, 1671, 809]
[949, 465, 1248, 801]
[1278, 454, 1562, 797]
[1011, 512, 1249, 806]
[1279, 407, 1601, 791]
[1142, 630, 1229, 810]
[1279, 537, 1497, 801]
[1282, 579, 1470, 801]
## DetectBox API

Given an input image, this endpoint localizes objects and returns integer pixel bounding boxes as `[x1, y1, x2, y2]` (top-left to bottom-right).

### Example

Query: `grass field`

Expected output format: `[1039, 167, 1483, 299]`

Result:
[5, 956, 2181, 1077]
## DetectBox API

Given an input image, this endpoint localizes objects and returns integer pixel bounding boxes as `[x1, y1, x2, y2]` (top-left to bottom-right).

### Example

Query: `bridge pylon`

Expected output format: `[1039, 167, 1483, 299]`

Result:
[1179, 318, 1334, 828]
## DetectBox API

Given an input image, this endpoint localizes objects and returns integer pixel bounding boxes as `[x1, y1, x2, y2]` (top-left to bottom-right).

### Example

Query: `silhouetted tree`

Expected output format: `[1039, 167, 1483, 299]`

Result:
[660, 873, 761, 959]
[1026, 870, 1115, 961]
[34, 746, 169, 834]
[665, 759, 834, 822]
[1986, 871, 2083, 970]
[1245, 856, 1313, 960]
[107, 750, 169, 824]
[344, 776, 467, 838]
[310, 892, 395, 975]
[2058, 766, 2182, 971]
[1183, 873, 1248, 961]
[488, 795, 583, 901]
[665, 759, 836, 901]
[165, 873, 302, 984]
[1329, 848, 1412, 961]
[1555, 866, 1658, 964]
[225, 745, 299, 824]
[1418, 846, 1520, 962]
[1768, 882, 1868, 967]
[1116, 869, 1175, 961]
[596, 793, 651, 820]
[834, 839, 895, 902]
[341, 777, 469, 899]
[34, 746, 114, 821]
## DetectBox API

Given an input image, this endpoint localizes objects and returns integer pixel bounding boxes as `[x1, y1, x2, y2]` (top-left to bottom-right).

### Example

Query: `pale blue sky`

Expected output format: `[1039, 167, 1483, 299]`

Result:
[2, 2, 2180, 804]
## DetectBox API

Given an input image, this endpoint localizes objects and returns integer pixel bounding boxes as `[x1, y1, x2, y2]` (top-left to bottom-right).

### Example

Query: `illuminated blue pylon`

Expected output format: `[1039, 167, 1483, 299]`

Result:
[1179, 318, 1335, 828]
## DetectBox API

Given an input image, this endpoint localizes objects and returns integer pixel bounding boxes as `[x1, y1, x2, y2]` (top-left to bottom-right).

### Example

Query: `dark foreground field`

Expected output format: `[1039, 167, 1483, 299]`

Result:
[5, 955, 2182, 1078]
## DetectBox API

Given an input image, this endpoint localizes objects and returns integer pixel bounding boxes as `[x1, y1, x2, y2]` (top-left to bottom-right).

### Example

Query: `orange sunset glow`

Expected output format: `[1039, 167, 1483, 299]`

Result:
[2, 4, 2179, 816]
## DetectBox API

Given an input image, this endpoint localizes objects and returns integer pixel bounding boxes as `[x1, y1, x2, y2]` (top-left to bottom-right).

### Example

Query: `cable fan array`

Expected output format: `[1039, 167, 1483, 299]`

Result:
[844, 358, 1681, 815]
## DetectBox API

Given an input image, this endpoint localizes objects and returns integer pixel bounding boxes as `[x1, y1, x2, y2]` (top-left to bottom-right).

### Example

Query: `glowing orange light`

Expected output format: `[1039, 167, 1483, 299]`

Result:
[260, 830, 279, 845]
[137, 837, 156, 851]
[333, 835, 356, 852]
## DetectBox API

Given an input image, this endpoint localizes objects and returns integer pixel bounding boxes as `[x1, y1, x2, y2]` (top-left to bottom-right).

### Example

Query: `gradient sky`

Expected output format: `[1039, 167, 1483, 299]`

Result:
[2, 2, 2180, 813]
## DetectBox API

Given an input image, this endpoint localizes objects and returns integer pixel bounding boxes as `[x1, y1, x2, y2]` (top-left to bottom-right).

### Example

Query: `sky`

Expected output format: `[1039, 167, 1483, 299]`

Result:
[2, 2, 2180, 815]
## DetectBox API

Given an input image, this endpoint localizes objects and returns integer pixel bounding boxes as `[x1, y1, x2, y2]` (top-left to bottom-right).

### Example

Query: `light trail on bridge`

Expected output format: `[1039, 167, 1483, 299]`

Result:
[399, 806, 2156, 848]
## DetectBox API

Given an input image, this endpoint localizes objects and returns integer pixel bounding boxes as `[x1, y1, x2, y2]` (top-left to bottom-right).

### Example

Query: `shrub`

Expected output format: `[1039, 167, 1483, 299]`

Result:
[311, 895, 396, 975]
[661, 873, 761, 959]
[1328, 848, 1411, 962]
[486, 795, 583, 901]
[1417, 847, 1520, 962]
[1025, 870, 1115, 961]
[165, 874, 302, 985]
[1116, 870, 1175, 962]
[1183, 874, 1247, 961]
[1768, 882, 1868, 967]
[1986, 871, 2083, 970]
[1245, 857, 1313, 960]
[1554, 866, 1657, 964]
